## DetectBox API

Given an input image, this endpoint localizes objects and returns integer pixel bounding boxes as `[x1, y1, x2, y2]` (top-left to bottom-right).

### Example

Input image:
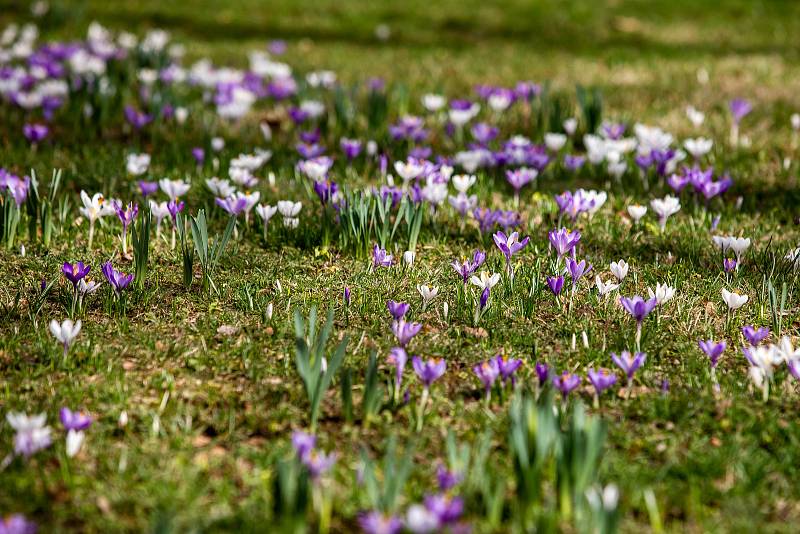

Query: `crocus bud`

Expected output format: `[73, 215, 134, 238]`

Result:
[20, 244, 25, 257]
[268, 172, 276, 186]
[403, 250, 416, 266]
[344, 286, 351, 306]
[275, 280, 283, 295]
[443, 302, 449, 322]
[265, 302, 273, 321]
[118, 410, 128, 428]
[480, 286, 490, 310]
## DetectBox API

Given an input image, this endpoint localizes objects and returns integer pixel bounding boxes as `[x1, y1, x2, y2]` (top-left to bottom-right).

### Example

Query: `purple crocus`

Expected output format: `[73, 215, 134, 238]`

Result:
[358, 511, 402, 534]
[587, 367, 617, 397]
[473, 358, 501, 397]
[566, 258, 593, 288]
[373, 245, 393, 268]
[344, 286, 351, 306]
[412, 356, 446, 389]
[545, 275, 565, 298]
[191, 147, 205, 166]
[742, 325, 769, 346]
[392, 319, 423, 347]
[387, 300, 409, 320]
[138, 181, 158, 197]
[306, 450, 337, 479]
[59, 407, 93, 431]
[505, 168, 536, 197]
[729, 98, 752, 124]
[619, 295, 657, 324]
[124, 105, 153, 129]
[548, 228, 581, 258]
[535, 361, 550, 386]
[62, 261, 90, 287]
[0, 514, 37, 534]
[436, 464, 463, 491]
[552, 371, 581, 400]
[23, 123, 49, 143]
[611, 351, 646, 385]
[698, 339, 726, 368]
[423, 494, 464, 525]
[564, 154, 585, 172]
[495, 354, 523, 385]
[340, 137, 362, 160]
[115, 201, 139, 254]
[723, 258, 737, 272]
[167, 199, 185, 222]
[101, 261, 133, 295]
[215, 195, 248, 217]
[291, 431, 316, 461]
[493, 231, 530, 271]
[387, 347, 408, 396]
[450, 250, 485, 284]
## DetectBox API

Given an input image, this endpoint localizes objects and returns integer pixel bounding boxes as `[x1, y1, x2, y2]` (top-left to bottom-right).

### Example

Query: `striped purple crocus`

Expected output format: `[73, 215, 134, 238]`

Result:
[62, 261, 90, 288]
[698, 339, 726, 368]
[387, 300, 409, 320]
[473, 358, 501, 397]
[101, 261, 133, 296]
[611, 351, 646, 388]
[552, 371, 581, 400]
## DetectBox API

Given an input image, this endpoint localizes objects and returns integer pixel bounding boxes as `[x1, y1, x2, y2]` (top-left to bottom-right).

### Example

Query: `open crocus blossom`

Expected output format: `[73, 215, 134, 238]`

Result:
[373, 245, 393, 268]
[721, 289, 748, 310]
[6, 412, 52, 458]
[627, 204, 647, 223]
[412, 356, 446, 389]
[595, 276, 619, 297]
[699, 339, 726, 370]
[392, 319, 422, 347]
[552, 371, 581, 400]
[102, 261, 134, 296]
[62, 261, 90, 287]
[387, 300, 409, 320]
[611, 351, 646, 387]
[473, 358, 501, 398]
[493, 230, 529, 269]
[79, 191, 115, 248]
[387, 347, 408, 401]
[50, 318, 81, 359]
[650, 195, 681, 229]
[60, 407, 93, 431]
[547, 275, 565, 297]
[450, 250, 486, 284]
[620, 296, 657, 348]
[648, 283, 676, 305]
[548, 227, 581, 259]
[742, 325, 769, 346]
[609, 260, 629, 281]
[495, 354, 523, 386]
[588, 367, 617, 406]
[417, 284, 439, 310]
[567, 257, 592, 288]
[114, 200, 139, 255]
[358, 511, 402, 534]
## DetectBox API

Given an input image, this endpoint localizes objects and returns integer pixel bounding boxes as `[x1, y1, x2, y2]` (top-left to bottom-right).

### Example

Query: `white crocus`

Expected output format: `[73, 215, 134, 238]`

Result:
[421, 94, 446, 112]
[648, 283, 676, 305]
[66, 429, 85, 458]
[712, 236, 750, 262]
[206, 177, 236, 197]
[683, 137, 713, 159]
[149, 200, 171, 233]
[627, 204, 647, 223]
[686, 105, 705, 127]
[277, 200, 301, 228]
[563, 117, 578, 136]
[403, 250, 416, 267]
[650, 195, 681, 229]
[451, 174, 476, 193]
[79, 191, 114, 249]
[721, 288, 748, 310]
[470, 271, 501, 291]
[126, 153, 150, 175]
[417, 285, 439, 311]
[595, 276, 619, 297]
[394, 160, 424, 184]
[544, 132, 567, 152]
[610, 260, 629, 281]
[50, 318, 81, 358]
[158, 178, 190, 200]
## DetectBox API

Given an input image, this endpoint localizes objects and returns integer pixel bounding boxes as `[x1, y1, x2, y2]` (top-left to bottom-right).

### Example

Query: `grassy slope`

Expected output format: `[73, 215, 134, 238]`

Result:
[1, 1, 800, 532]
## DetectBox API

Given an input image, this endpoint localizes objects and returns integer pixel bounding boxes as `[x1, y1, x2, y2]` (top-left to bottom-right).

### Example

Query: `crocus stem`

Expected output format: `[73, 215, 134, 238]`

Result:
[88, 223, 94, 249]
[62, 343, 69, 364]
[763, 381, 769, 402]
[416, 387, 429, 432]
[593, 393, 599, 410]
[635, 322, 642, 352]
[170, 227, 176, 250]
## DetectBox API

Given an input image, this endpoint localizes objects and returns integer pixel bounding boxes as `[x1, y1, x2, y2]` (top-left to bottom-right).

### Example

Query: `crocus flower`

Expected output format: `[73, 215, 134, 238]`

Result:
[387, 300, 409, 320]
[495, 354, 523, 385]
[729, 98, 752, 124]
[535, 361, 550, 386]
[547, 275, 564, 296]
[138, 180, 158, 197]
[650, 195, 681, 230]
[23, 123, 48, 143]
[627, 205, 647, 223]
[343, 286, 351, 307]
[552, 371, 581, 400]
[114, 201, 139, 255]
[647, 283, 675, 305]
[59, 407, 92, 431]
[724, 258, 737, 272]
[62, 261, 90, 288]
[387, 347, 408, 397]
[611, 351, 646, 384]
[493, 230, 530, 273]
[0, 514, 37, 533]
[101, 261, 133, 296]
[619, 296, 657, 324]
[291, 430, 316, 461]
[6, 412, 52, 458]
[412, 356, 446, 389]
[392, 319, 422, 347]
[305, 450, 337, 479]
[548, 228, 581, 258]
[417, 285, 439, 311]
[450, 250, 485, 283]
[469, 271, 501, 291]
[358, 511, 402, 534]
[423, 493, 464, 526]
[340, 137, 362, 160]
[567, 258, 593, 288]
[373, 245, 393, 268]
[587, 367, 617, 402]
[79, 191, 115, 248]
[698, 339, 726, 368]
[742, 325, 769, 346]
[473, 358, 501, 397]
[191, 147, 205, 165]
[721, 289, 748, 310]
[50, 318, 81, 359]
[610, 260, 629, 281]
[436, 464, 462, 491]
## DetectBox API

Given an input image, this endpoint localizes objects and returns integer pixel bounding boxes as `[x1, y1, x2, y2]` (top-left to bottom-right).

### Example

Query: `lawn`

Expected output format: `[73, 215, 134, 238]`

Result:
[1, 0, 800, 532]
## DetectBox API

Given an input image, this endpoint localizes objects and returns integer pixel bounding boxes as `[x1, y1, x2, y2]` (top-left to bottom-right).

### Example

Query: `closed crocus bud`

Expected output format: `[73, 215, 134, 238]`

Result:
[275, 280, 283, 295]
[403, 250, 415, 266]
[443, 301, 449, 322]
[265, 302, 273, 321]
[20, 244, 25, 257]
[118, 411, 128, 428]
[344, 287, 351, 306]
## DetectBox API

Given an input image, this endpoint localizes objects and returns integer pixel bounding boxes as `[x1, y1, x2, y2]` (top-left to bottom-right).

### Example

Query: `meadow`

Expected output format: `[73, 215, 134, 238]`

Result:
[1, 1, 800, 532]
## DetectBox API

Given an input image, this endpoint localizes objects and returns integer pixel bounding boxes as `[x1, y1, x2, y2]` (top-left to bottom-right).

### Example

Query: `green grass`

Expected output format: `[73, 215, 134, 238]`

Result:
[1, 1, 800, 532]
